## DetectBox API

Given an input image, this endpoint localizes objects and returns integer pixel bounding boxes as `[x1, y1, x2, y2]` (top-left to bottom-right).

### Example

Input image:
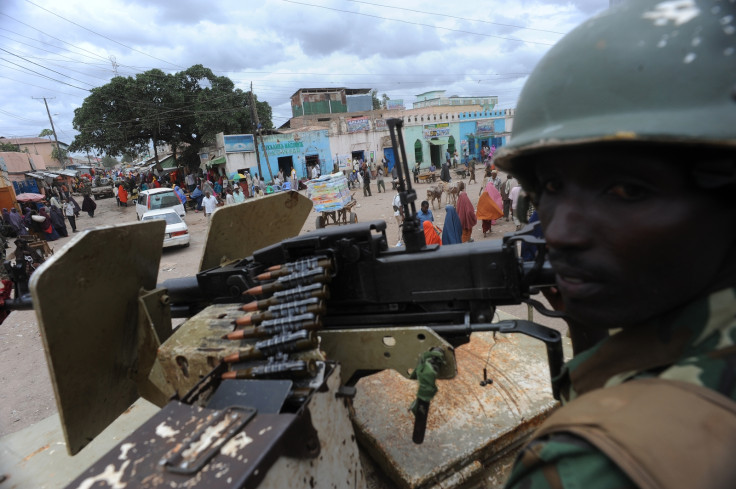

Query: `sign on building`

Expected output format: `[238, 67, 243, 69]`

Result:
[476, 120, 496, 136]
[346, 117, 371, 133]
[423, 123, 450, 139]
[386, 100, 404, 110]
[223, 134, 255, 153]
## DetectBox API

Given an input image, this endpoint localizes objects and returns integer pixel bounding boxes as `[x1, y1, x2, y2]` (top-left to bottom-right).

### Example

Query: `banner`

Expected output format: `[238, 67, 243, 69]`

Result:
[347, 117, 371, 133]
[423, 123, 450, 139]
[476, 120, 496, 136]
[223, 134, 255, 153]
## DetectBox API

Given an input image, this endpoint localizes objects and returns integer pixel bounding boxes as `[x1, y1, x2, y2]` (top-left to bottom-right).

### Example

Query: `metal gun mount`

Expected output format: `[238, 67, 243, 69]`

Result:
[17, 126, 567, 489]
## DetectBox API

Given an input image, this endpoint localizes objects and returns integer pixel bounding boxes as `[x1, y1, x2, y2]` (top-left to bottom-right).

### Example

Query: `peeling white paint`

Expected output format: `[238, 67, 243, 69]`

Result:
[77, 461, 130, 489]
[721, 15, 734, 25]
[724, 25, 735, 35]
[691, 36, 701, 46]
[181, 419, 230, 460]
[683, 52, 697, 63]
[657, 36, 669, 47]
[221, 431, 254, 457]
[118, 443, 135, 461]
[643, 0, 701, 26]
[258, 425, 273, 436]
[155, 422, 180, 438]
[725, 47, 735, 56]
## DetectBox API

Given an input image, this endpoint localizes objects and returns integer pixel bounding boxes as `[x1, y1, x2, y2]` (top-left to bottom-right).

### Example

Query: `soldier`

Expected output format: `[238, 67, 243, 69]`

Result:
[496, 1, 736, 487]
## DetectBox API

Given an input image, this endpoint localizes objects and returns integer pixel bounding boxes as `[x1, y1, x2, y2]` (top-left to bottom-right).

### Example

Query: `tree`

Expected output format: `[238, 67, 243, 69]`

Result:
[381, 93, 390, 109]
[38, 129, 54, 139]
[100, 155, 118, 168]
[0, 142, 20, 152]
[121, 153, 134, 163]
[51, 145, 68, 164]
[371, 89, 381, 110]
[70, 65, 272, 170]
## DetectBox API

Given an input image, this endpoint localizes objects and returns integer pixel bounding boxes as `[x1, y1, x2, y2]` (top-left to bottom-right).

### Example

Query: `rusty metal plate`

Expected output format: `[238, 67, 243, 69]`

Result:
[320, 327, 458, 384]
[351, 330, 569, 489]
[30, 220, 165, 455]
[64, 402, 297, 489]
[200, 191, 312, 272]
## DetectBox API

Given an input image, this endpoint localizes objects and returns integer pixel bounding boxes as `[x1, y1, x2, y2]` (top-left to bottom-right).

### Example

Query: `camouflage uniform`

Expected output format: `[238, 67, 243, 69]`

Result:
[505, 287, 736, 488]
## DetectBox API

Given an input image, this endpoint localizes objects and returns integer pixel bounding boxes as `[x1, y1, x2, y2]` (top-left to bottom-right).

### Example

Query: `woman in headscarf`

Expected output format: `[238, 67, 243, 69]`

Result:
[22, 207, 33, 229]
[440, 161, 451, 183]
[117, 184, 128, 208]
[68, 195, 81, 217]
[422, 220, 442, 246]
[2, 208, 10, 226]
[49, 204, 68, 237]
[49, 194, 62, 209]
[476, 179, 504, 237]
[455, 182, 477, 243]
[442, 205, 462, 245]
[82, 194, 97, 217]
[190, 185, 204, 212]
[8, 208, 27, 236]
[38, 207, 60, 241]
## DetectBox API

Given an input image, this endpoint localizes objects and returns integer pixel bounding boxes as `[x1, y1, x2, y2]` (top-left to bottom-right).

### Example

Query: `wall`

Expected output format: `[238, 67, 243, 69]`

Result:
[255, 130, 331, 180]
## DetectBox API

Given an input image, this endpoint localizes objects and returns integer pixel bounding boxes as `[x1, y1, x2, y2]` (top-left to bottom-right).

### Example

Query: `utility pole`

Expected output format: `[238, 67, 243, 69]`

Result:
[249, 83, 274, 182]
[34, 97, 64, 168]
[249, 82, 264, 181]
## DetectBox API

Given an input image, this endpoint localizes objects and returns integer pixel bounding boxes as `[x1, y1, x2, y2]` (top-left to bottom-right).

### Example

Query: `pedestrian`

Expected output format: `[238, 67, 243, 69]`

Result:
[202, 191, 218, 220]
[8, 208, 27, 236]
[361, 164, 372, 197]
[441, 205, 462, 245]
[82, 194, 97, 217]
[416, 200, 434, 225]
[392, 192, 403, 247]
[476, 180, 503, 237]
[376, 166, 386, 193]
[496, 1, 736, 487]
[422, 220, 442, 246]
[185, 172, 196, 193]
[38, 207, 59, 241]
[225, 188, 235, 205]
[117, 184, 128, 208]
[455, 182, 476, 243]
[233, 186, 245, 204]
[63, 200, 77, 233]
[440, 161, 451, 183]
[49, 205, 68, 238]
[490, 170, 502, 192]
[499, 175, 513, 221]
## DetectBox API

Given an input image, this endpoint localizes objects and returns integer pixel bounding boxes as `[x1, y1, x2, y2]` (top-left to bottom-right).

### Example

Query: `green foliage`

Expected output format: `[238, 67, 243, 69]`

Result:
[51, 145, 68, 163]
[371, 89, 381, 110]
[70, 65, 272, 170]
[38, 128, 54, 139]
[121, 153, 134, 163]
[381, 93, 390, 108]
[0, 142, 20, 152]
[100, 155, 118, 168]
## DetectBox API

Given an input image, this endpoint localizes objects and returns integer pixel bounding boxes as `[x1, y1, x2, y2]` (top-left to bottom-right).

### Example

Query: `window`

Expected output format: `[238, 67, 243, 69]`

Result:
[414, 140, 423, 164]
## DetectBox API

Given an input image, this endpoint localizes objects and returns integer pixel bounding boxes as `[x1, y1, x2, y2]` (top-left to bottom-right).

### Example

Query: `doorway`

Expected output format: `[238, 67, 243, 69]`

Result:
[305, 154, 320, 178]
[383, 147, 395, 173]
[278, 156, 293, 179]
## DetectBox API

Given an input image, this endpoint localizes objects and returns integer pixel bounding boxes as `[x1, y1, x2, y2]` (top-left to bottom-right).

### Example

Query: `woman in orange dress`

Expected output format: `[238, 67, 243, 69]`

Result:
[423, 220, 442, 246]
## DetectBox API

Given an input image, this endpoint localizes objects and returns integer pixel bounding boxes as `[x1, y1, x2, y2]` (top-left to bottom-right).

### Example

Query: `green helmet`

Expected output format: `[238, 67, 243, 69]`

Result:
[495, 0, 736, 179]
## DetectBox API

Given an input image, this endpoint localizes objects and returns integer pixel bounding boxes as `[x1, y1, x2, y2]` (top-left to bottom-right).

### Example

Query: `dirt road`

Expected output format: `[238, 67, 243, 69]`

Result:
[0, 172, 566, 437]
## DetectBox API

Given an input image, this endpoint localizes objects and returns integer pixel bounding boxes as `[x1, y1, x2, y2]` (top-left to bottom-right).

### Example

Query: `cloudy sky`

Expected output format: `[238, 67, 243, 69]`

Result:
[0, 0, 607, 154]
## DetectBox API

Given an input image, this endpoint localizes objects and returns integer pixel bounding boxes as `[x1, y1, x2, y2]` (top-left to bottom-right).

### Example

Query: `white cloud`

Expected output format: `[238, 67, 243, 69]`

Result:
[0, 0, 606, 146]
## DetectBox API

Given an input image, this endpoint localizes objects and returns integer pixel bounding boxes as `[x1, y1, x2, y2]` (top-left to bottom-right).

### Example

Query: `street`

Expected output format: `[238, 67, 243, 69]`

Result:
[0, 173, 566, 437]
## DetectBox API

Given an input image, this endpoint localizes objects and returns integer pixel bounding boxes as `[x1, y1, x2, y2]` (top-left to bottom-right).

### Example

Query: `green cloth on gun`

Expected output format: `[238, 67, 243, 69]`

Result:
[409, 349, 445, 415]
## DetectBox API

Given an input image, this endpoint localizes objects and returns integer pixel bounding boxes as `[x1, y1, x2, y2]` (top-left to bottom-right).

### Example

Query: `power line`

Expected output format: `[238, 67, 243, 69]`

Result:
[281, 0, 556, 46]
[0, 47, 96, 87]
[0, 57, 90, 91]
[24, 0, 186, 70]
[344, 0, 567, 35]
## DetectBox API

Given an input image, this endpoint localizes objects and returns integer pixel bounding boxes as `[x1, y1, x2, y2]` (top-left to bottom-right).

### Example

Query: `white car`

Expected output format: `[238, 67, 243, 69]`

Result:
[141, 209, 190, 248]
[136, 188, 186, 221]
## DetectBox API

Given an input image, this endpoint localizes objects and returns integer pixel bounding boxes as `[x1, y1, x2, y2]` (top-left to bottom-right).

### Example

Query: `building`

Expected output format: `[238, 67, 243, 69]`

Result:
[0, 137, 69, 168]
[412, 90, 498, 111]
[290, 88, 373, 117]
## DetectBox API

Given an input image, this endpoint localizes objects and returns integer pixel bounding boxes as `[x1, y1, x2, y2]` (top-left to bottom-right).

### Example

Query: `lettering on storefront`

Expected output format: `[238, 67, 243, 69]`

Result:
[264, 141, 305, 156]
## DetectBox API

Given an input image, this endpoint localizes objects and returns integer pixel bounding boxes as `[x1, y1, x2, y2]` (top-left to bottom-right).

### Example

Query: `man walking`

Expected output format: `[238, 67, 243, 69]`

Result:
[202, 191, 218, 221]
[63, 200, 77, 233]
[361, 164, 372, 197]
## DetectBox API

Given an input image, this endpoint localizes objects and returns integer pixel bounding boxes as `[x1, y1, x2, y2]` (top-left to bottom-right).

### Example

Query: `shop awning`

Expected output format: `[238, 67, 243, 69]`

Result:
[428, 139, 448, 146]
[210, 156, 226, 166]
[56, 169, 79, 177]
[25, 172, 46, 179]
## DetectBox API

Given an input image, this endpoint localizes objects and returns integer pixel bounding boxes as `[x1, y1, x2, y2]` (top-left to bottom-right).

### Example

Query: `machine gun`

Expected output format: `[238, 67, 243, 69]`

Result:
[22, 119, 565, 489]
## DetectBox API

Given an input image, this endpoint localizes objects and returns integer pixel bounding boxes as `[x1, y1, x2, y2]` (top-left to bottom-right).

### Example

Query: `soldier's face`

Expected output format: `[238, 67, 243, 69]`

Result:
[535, 150, 735, 330]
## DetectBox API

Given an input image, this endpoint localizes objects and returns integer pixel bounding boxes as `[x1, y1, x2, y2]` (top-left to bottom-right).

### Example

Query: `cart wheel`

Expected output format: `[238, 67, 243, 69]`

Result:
[316, 216, 325, 229]
[349, 212, 358, 224]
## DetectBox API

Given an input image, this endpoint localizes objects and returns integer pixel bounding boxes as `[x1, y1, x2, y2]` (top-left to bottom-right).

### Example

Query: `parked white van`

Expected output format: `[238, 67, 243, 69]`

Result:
[136, 188, 185, 221]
